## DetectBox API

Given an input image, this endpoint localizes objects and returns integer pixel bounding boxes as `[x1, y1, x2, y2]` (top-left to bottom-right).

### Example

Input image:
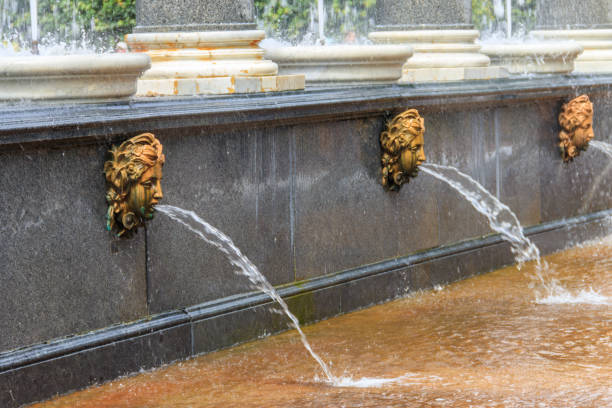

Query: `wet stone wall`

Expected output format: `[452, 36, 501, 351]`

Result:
[1, 78, 612, 355]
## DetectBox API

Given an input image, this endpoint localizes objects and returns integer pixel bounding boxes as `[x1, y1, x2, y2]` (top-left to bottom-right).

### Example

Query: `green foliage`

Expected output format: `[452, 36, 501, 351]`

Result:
[471, 0, 495, 32]
[471, 0, 535, 36]
[254, 0, 376, 44]
[255, 0, 312, 43]
[1, 0, 135, 51]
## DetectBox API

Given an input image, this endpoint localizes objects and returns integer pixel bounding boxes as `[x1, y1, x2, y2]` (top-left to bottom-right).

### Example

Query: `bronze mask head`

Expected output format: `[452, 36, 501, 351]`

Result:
[380, 109, 426, 191]
[559, 95, 594, 162]
[104, 133, 165, 236]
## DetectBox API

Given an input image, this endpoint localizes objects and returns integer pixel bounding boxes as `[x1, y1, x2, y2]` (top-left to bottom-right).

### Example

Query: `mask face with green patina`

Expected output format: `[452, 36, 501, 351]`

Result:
[127, 161, 163, 222]
[380, 109, 426, 191]
[104, 133, 165, 237]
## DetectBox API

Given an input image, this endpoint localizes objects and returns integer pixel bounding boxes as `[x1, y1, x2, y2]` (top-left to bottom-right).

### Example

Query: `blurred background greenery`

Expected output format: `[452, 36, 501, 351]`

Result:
[472, 0, 536, 37]
[0, 0, 537, 51]
[1, 0, 134, 50]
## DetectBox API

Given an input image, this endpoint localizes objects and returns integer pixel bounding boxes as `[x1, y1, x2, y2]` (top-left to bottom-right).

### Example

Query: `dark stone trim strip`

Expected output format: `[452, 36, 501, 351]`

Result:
[0, 311, 189, 372]
[185, 208, 612, 321]
[1, 75, 611, 149]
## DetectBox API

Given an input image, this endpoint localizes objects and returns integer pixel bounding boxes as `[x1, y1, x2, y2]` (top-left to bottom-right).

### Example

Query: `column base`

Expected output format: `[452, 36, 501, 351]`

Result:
[126, 30, 305, 96]
[532, 29, 612, 73]
[480, 43, 583, 74]
[137, 75, 304, 97]
[369, 30, 507, 83]
[399, 66, 508, 83]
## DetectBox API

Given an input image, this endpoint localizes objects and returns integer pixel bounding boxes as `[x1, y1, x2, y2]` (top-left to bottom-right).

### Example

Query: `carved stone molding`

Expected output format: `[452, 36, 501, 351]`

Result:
[559, 95, 594, 162]
[104, 133, 165, 237]
[380, 109, 426, 191]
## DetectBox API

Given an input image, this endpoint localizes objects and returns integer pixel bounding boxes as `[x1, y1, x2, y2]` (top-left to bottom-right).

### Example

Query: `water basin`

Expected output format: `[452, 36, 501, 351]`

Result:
[30, 235, 612, 407]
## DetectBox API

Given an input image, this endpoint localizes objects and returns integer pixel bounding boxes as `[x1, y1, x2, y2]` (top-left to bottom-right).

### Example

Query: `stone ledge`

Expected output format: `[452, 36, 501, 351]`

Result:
[2, 75, 612, 149]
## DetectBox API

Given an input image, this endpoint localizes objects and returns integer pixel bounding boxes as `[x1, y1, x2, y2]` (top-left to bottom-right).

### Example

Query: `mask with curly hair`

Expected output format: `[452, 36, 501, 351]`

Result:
[104, 133, 165, 236]
[559, 95, 594, 162]
[380, 109, 426, 191]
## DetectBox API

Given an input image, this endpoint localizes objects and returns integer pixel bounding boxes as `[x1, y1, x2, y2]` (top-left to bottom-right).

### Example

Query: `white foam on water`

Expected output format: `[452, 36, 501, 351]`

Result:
[332, 375, 408, 388]
[536, 287, 609, 305]
[329, 372, 442, 388]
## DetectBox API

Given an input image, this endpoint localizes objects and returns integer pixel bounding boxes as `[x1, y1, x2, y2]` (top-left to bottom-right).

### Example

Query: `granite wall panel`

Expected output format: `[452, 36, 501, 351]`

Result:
[146, 125, 293, 313]
[0, 145, 147, 352]
[292, 117, 440, 281]
[425, 107, 497, 245]
[496, 102, 546, 227]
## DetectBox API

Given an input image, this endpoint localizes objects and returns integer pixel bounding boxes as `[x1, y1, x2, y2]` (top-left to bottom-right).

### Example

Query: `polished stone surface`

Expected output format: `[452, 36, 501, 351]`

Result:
[426, 108, 497, 244]
[292, 117, 439, 280]
[374, 0, 472, 30]
[536, 0, 612, 29]
[135, 0, 256, 32]
[0, 145, 147, 352]
[497, 103, 545, 227]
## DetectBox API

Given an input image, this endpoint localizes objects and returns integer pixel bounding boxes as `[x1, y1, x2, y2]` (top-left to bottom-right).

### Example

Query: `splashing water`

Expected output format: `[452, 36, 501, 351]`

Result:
[536, 287, 610, 305]
[155, 205, 337, 384]
[590, 140, 612, 159]
[420, 163, 609, 303]
[420, 164, 540, 266]
[420, 163, 552, 294]
[493, 0, 505, 19]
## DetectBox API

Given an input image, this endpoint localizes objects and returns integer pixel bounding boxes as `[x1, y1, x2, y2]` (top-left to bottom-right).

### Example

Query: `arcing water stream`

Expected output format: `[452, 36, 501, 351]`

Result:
[420, 163, 609, 303]
[155, 205, 337, 384]
[590, 140, 612, 159]
[157, 157, 609, 385]
[156, 156, 611, 386]
[420, 164, 543, 271]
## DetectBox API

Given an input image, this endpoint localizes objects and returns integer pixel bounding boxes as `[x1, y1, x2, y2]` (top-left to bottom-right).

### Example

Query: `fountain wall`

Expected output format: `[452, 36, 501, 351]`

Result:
[2, 77, 612, 406]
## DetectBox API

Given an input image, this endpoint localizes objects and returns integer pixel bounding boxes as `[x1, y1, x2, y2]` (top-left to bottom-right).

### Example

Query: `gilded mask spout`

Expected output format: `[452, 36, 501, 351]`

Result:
[104, 133, 165, 237]
[559, 95, 595, 162]
[380, 109, 426, 191]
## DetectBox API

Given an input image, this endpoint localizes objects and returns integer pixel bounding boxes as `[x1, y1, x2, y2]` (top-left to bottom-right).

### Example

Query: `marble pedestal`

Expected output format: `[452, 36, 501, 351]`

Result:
[531, 30, 612, 73]
[126, 30, 304, 96]
[0, 54, 150, 101]
[369, 30, 508, 83]
[263, 45, 413, 85]
[480, 42, 583, 74]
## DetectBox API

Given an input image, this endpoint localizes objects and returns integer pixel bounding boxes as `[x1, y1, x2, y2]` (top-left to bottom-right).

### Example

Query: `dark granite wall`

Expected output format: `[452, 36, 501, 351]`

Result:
[0, 144, 147, 352]
[1, 82, 612, 354]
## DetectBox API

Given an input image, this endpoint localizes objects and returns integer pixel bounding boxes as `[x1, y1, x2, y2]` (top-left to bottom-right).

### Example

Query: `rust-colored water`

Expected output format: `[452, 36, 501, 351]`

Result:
[32, 237, 612, 407]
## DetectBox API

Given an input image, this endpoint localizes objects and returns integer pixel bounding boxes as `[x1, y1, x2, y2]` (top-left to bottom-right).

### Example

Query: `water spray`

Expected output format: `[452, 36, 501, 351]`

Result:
[29, 0, 38, 54]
